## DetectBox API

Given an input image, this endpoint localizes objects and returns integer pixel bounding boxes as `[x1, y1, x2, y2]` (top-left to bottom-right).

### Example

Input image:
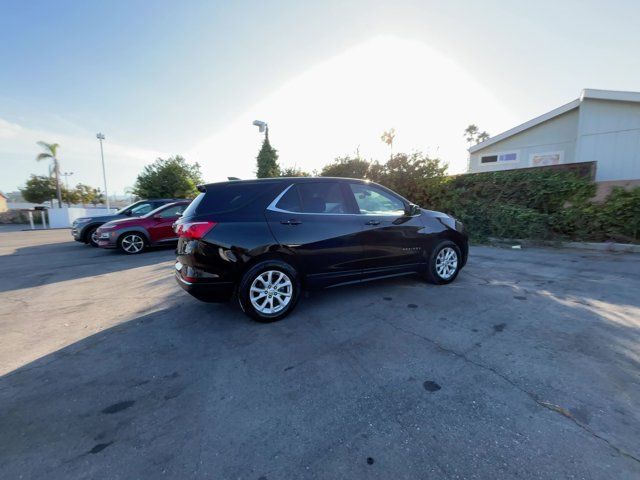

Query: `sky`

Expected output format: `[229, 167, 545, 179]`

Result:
[1, 0, 639, 197]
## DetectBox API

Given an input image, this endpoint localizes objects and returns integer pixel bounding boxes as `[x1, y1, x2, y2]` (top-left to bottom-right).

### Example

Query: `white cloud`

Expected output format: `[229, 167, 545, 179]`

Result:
[0, 118, 167, 194]
[188, 36, 517, 182]
[0, 118, 22, 139]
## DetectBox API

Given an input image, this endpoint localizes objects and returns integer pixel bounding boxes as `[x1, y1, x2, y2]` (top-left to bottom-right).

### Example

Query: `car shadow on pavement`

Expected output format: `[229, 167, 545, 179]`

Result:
[0, 239, 177, 293]
[1, 280, 640, 479]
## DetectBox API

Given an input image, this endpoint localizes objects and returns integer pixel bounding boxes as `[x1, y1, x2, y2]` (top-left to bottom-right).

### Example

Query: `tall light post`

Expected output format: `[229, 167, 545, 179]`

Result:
[96, 133, 110, 210]
[61, 171, 73, 206]
[62, 171, 74, 190]
[252, 120, 269, 139]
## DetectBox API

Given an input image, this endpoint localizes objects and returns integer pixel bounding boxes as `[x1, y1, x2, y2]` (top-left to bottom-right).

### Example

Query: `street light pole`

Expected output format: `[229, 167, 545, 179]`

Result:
[252, 120, 269, 140]
[96, 133, 110, 210]
[62, 172, 73, 206]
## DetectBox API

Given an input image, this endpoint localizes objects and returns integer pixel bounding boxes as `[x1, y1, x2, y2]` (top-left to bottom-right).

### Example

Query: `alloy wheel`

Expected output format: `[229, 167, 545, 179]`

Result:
[435, 247, 458, 280]
[249, 270, 293, 315]
[121, 234, 145, 253]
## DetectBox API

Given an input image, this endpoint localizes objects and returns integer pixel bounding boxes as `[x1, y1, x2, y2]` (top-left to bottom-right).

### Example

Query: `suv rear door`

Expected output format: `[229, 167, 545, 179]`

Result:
[265, 181, 364, 288]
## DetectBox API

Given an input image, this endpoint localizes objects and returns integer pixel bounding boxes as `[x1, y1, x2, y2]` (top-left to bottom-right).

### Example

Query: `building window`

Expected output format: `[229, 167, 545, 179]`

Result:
[480, 152, 518, 164]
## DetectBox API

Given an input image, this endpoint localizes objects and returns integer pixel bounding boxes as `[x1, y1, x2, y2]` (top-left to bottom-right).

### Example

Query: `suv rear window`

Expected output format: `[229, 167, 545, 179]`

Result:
[182, 182, 280, 217]
[275, 182, 351, 214]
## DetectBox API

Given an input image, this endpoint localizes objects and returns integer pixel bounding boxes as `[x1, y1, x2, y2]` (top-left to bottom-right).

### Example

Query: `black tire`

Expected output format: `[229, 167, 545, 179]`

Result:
[425, 240, 462, 285]
[238, 259, 301, 323]
[118, 232, 147, 255]
[86, 226, 99, 247]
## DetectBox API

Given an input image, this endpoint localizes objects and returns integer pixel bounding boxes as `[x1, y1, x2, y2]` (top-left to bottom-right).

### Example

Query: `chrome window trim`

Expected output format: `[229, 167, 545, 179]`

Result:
[266, 183, 410, 217]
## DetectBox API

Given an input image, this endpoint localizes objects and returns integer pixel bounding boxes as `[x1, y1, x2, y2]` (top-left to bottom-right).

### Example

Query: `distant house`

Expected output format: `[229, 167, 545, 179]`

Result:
[468, 89, 640, 190]
[0, 192, 8, 213]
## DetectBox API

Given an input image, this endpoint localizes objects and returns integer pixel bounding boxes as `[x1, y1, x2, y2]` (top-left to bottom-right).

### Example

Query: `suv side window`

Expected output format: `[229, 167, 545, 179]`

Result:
[157, 204, 186, 218]
[297, 182, 350, 214]
[275, 186, 302, 212]
[349, 183, 405, 215]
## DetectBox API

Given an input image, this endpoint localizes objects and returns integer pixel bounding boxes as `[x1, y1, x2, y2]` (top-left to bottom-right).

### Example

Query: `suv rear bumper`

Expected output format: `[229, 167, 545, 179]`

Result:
[175, 272, 234, 302]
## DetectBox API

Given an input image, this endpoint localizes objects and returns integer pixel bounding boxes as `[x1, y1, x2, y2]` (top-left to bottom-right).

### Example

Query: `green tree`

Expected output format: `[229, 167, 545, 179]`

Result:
[91, 188, 104, 206]
[320, 156, 372, 179]
[74, 183, 97, 207]
[132, 155, 203, 199]
[62, 187, 80, 206]
[377, 152, 448, 201]
[280, 166, 310, 177]
[20, 174, 57, 204]
[256, 138, 280, 178]
[35, 141, 63, 207]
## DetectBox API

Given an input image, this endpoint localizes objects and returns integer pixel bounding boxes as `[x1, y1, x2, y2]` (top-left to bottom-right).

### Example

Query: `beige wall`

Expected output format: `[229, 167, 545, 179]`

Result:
[0, 196, 8, 213]
[469, 109, 579, 173]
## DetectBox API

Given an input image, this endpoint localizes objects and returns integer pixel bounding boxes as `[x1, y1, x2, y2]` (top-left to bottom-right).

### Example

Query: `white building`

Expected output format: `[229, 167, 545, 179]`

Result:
[468, 89, 640, 188]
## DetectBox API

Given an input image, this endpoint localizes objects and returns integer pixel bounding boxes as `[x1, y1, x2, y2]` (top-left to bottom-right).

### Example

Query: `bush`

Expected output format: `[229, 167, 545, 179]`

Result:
[415, 169, 637, 243]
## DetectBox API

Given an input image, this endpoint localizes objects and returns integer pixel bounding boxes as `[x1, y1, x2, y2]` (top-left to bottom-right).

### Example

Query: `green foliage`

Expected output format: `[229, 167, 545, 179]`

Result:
[554, 187, 640, 242]
[133, 156, 202, 199]
[375, 153, 448, 201]
[320, 156, 372, 179]
[72, 184, 104, 206]
[280, 166, 310, 177]
[20, 175, 57, 204]
[256, 138, 280, 178]
[413, 168, 638, 243]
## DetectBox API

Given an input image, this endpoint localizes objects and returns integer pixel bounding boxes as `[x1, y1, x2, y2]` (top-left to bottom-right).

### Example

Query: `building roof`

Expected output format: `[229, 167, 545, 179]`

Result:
[469, 89, 640, 153]
[0, 191, 7, 200]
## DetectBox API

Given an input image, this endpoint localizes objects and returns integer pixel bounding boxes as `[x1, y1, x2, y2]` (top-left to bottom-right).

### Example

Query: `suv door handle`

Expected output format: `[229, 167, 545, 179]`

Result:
[365, 220, 380, 226]
[281, 219, 302, 225]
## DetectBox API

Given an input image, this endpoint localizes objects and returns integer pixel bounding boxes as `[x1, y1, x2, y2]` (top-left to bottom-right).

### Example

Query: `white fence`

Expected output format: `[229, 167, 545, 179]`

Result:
[47, 207, 117, 228]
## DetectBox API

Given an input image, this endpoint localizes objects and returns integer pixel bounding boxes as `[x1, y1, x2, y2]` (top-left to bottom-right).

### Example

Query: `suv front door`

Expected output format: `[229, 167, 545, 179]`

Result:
[348, 182, 426, 276]
[265, 181, 364, 288]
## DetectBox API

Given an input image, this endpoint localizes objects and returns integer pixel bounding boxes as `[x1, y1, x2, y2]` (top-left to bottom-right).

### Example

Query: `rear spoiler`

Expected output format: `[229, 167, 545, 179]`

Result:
[197, 177, 241, 193]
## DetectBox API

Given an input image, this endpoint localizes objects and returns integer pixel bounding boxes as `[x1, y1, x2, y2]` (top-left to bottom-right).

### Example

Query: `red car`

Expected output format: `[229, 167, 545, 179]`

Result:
[96, 201, 190, 254]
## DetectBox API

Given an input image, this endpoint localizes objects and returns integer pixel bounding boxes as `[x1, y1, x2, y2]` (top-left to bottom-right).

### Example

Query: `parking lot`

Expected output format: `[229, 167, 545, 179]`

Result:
[1, 228, 639, 479]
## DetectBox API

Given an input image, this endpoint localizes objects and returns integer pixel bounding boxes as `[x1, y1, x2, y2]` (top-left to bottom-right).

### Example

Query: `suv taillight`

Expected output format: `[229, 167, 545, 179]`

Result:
[175, 221, 217, 240]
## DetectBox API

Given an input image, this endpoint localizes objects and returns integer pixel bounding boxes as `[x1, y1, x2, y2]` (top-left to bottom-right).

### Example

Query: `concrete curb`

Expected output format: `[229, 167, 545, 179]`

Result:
[486, 237, 640, 254]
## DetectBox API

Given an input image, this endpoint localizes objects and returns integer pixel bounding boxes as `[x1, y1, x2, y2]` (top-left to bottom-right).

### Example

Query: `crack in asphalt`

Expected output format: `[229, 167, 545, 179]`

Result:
[377, 316, 640, 465]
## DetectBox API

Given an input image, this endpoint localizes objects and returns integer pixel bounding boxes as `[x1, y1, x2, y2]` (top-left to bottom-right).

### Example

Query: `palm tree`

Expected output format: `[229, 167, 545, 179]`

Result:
[36, 141, 62, 207]
[381, 128, 396, 160]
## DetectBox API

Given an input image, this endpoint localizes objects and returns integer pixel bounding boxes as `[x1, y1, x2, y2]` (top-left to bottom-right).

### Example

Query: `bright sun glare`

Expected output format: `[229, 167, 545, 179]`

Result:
[189, 36, 516, 180]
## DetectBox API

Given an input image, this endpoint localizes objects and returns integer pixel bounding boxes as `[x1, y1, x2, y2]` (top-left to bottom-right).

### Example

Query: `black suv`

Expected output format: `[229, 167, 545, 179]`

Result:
[72, 199, 184, 246]
[174, 178, 468, 322]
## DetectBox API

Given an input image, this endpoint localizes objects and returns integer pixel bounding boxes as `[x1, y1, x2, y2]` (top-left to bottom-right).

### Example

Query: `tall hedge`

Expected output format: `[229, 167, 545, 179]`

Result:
[415, 170, 638, 243]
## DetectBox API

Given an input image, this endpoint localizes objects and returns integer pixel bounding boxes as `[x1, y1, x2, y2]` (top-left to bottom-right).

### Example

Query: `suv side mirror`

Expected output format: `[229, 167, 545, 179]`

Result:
[405, 203, 420, 216]
[153, 213, 163, 220]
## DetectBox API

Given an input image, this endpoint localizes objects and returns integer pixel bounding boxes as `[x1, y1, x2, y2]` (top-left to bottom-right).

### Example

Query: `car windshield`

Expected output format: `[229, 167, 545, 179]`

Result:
[115, 203, 137, 215]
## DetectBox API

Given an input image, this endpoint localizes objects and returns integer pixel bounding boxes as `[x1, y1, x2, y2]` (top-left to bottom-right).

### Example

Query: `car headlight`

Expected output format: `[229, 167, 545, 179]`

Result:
[75, 217, 91, 223]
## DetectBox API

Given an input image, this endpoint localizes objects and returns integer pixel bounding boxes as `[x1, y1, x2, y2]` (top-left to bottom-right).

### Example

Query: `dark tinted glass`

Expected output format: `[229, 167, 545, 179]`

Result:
[181, 193, 204, 218]
[297, 182, 349, 214]
[183, 182, 279, 216]
[481, 155, 498, 163]
[275, 186, 302, 212]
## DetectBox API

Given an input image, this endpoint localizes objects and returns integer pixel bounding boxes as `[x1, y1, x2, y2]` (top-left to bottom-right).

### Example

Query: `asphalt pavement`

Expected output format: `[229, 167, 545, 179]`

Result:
[1, 229, 639, 479]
